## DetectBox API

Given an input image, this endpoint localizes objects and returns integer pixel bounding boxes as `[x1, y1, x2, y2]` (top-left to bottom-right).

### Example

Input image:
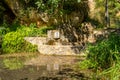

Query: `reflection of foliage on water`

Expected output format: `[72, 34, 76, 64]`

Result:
[3, 58, 24, 70]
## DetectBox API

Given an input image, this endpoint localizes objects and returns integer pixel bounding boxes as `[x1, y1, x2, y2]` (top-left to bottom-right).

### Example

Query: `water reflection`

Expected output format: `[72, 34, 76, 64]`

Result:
[47, 63, 59, 71]
[0, 55, 84, 80]
[53, 63, 59, 71]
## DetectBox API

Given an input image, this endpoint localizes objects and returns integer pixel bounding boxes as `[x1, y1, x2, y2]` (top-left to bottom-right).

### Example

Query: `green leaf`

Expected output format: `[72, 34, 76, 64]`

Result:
[77, 0, 81, 3]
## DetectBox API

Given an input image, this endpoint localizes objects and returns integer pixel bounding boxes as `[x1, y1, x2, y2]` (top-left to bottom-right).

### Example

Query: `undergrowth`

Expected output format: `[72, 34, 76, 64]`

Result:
[78, 33, 120, 79]
[2, 23, 54, 53]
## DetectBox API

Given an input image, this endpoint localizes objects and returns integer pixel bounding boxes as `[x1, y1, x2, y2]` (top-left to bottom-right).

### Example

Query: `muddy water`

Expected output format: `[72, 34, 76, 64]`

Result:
[0, 54, 88, 80]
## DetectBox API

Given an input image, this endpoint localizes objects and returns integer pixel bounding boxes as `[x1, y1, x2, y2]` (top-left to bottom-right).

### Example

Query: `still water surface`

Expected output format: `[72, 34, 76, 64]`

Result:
[0, 54, 87, 80]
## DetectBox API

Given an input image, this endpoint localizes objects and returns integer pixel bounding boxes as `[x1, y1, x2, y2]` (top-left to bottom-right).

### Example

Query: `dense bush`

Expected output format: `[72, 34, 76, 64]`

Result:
[87, 33, 120, 70]
[78, 33, 120, 71]
[77, 33, 120, 79]
[2, 30, 38, 53]
[35, 0, 82, 13]
[2, 24, 54, 53]
[99, 62, 120, 80]
[0, 27, 6, 36]
[28, 25, 54, 37]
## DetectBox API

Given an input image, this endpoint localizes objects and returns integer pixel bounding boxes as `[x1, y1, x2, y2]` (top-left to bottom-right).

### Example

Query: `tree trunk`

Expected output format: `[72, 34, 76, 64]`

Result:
[105, 0, 110, 28]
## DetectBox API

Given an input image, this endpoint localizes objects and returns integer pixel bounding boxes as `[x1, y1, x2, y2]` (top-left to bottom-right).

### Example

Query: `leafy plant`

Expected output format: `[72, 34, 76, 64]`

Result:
[2, 26, 38, 53]
[99, 62, 120, 80]
[2, 23, 55, 53]
[76, 33, 120, 79]
[0, 27, 6, 36]
[28, 26, 54, 37]
[88, 33, 120, 70]
[79, 33, 120, 72]
[2, 31, 38, 53]
[75, 60, 96, 70]
[35, 0, 60, 13]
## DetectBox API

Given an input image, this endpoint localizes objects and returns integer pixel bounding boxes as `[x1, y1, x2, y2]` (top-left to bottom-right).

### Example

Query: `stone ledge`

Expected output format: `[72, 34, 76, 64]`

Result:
[38, 45, 82, 55]
[24, 37, 83, 55]
[24, 37, 46, 45]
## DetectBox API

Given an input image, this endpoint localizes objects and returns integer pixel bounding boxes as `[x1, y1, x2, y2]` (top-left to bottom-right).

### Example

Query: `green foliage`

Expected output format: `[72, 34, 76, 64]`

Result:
[0, 19, 20, 36]
[0, 27, 6, 36]
[28, 24, 54, 37]
[109, 0, 120, 28]
[87, 33, 120, 70]
[2, 23, 55, 53]
[2, 31, 38, 53]
[3, 58, 24, 70]
[78, 33, 120, 72]
[0, 22, 10, 36]
[98, 62, 120, 80]
[35, 0, 60, 13]
[9, 19, 21, 31]
[35, 0, 83, 15]
[75, 60, 96, 70]
[76, 33, 120, 79]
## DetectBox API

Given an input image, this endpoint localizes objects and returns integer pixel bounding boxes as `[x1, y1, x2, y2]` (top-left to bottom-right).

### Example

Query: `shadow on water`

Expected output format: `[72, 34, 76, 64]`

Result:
[0, 55, 89, 80]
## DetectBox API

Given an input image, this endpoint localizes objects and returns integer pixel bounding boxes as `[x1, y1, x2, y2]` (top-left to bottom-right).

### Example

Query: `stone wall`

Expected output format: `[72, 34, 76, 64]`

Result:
[24, 28, 110, 55]
[38, 45, 82, 55]
[24, 37, 46, 45]
[24, 37, 84, 55]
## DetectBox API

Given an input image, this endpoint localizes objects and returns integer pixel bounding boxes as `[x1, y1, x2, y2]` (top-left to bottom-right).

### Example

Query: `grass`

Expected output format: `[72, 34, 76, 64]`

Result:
[75, 33, 120, 79]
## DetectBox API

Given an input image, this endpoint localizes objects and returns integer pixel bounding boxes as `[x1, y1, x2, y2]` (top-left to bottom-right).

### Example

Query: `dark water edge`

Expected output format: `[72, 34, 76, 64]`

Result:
[0, 65, 90, 80]
[0, 54, 90, 80]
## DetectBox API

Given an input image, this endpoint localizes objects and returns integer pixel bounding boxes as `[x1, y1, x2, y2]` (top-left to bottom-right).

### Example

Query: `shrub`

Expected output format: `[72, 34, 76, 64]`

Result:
[2, 31, 38, 53]
[2, 24, 55, 53]
[2, 26, 36, 53]
[80, 33, 120, 70]
[82, 33, 120, 70]
[99, 63, 120, 80]
[88, 33, 120, 70]
[75, 60, 96, 70]
[0, 26, 10, 36]
[28, 26, 54, 37]
[76, 33, 120, 79]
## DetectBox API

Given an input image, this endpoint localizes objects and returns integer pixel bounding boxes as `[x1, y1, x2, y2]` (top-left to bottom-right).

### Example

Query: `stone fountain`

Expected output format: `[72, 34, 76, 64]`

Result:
[24, 22, 106, 55]
[24, 30, 83, 55]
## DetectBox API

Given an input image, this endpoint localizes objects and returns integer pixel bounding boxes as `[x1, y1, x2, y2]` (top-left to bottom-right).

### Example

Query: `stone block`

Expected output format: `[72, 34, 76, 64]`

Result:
[47, 30, 60, 40]
[24, 37, 82, 55]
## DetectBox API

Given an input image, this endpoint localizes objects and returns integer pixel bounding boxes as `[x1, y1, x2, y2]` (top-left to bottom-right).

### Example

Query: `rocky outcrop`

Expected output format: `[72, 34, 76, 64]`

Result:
[2, 0, 89, 27]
